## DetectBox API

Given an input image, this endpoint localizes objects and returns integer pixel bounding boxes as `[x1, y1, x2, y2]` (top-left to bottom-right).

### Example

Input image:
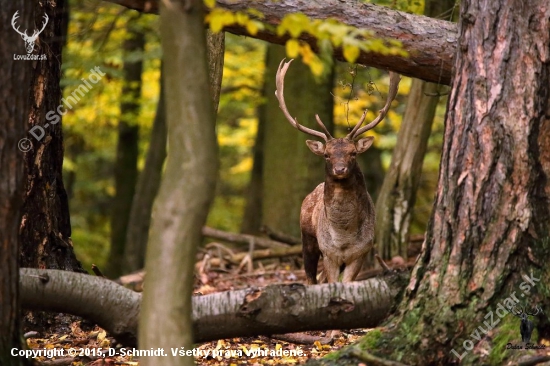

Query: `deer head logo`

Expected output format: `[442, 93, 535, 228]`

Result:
[11, 11, 48, 54]
[512, 304, 543, 343]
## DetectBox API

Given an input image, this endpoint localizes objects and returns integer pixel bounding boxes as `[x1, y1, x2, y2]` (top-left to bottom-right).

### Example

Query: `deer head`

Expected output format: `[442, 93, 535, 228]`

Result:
[12, 11, 49, 54]
[275, 59, 400, 180]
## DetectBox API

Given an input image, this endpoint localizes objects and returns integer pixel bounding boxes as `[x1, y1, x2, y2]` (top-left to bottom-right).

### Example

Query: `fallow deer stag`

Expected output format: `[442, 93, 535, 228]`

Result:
[275, 59, 400, 284]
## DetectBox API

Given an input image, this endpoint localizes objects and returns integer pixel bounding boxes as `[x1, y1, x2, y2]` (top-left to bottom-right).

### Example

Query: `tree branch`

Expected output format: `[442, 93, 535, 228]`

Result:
[103, 0, 457, 84]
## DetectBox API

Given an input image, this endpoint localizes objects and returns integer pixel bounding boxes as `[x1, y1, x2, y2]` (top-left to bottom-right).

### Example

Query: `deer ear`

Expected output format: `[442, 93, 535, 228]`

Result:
[356, 137, 374, 153]
[305, 140, 325, 156]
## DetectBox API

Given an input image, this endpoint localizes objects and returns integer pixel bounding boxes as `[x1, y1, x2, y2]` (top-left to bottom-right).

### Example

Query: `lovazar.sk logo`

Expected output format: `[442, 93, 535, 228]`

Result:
[12, 10, 48, 60]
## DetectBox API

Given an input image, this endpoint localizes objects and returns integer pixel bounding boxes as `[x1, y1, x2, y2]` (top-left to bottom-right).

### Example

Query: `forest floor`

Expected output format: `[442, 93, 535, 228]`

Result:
[25, 260, 374, 366]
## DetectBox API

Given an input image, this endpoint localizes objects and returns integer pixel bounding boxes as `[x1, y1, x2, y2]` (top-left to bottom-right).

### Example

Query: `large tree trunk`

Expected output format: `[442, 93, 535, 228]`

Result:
[375, 0, 455, 262]
[107, 24, 145, 278]
[378, 1, 550, 365]
[18, 0, 82, 273]
[138, 1, 219, 365]
[262, 44, 334, 237]
[19, 268, 407, 345]
[106, 0, 457, 84]
[0, 1, 34, 363]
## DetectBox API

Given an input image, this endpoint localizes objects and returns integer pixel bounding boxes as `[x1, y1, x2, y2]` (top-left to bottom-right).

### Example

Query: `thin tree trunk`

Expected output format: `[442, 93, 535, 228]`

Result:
[0, 1, 34, 363]
[240, 57, 266, 234]
[107, 24, 145, 278]
[262, 44, 334, 237]
[139, 1, 219, 365]
[374, 0, 454, 262]
[381, 1, 550, 364]
[123, 75, 166, 273]
[123, 32, 224, 274]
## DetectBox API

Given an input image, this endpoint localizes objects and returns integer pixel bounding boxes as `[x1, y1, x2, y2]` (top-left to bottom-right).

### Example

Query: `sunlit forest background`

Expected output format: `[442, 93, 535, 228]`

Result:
[62, 0, 447, 271]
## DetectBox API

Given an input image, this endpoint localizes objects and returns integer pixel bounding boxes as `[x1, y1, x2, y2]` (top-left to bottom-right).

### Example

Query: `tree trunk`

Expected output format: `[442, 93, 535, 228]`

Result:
[241, 53, 266, 234]
[123, 74, 166, 274]
[0, 1, 34, 363]
[262, 44, 334, 237]
[106, 0, 457, 84]
[18, 0, 82, 273]
[19, 268, 407, 345]
[138, 1, 219, 365]
[107, 25, 145, 278]
[379, 1, 550, 364]
[375, 0, 455, 262]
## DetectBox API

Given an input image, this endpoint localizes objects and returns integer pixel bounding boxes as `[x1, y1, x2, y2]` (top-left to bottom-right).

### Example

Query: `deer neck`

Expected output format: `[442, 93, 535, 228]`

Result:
[322, 166, 371, 227]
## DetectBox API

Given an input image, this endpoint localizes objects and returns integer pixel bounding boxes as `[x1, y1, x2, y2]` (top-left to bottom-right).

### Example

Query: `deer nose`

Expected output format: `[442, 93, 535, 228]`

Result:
[333, 165, 348, 176]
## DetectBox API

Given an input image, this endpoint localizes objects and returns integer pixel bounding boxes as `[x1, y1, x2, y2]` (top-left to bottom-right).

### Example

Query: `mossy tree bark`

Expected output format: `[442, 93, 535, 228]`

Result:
[0, 1, 34, 364]
[378, 1, 550, 364]
[107, 23, 145, 278]
[262, 44, 334, 237]
[138, 1, 219, 365]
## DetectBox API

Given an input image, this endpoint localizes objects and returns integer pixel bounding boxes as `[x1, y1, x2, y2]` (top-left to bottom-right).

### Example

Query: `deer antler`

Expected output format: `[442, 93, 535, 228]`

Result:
[526, 305, 543, 316]
[34, 13, 49, 37]
[275, 59, 333, 141]
[346, 71, 401, 140]
[512, 305, 525, 317]
[11, 11, 28, 37]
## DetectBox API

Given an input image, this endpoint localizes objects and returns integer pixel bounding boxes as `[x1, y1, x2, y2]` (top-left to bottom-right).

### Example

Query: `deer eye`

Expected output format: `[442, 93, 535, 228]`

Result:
[324, 154, 329, 159]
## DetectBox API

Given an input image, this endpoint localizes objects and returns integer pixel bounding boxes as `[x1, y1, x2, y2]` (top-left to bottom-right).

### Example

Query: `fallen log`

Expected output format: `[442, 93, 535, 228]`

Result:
[20, 268, 409, 346]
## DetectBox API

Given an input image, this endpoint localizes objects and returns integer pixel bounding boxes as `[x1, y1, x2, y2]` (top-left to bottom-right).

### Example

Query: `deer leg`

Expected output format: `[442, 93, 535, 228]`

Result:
[323, 256, 341, 283]
[302, 234, 321, 285]
[341, 255, 366, 282]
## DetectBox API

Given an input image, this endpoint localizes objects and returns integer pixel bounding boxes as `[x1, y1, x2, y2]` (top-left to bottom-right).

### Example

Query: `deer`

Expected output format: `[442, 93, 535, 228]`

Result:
[512, 305, 543, 343]
[275, 59, 400, 285]
[11, 11, 49, 54]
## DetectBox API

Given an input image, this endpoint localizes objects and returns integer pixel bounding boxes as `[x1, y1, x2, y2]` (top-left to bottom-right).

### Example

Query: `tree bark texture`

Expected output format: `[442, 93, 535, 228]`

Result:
[106, 0, 457, 84]
[206, 30, 225, 113]
[262, 44, 334, 237]
[18, 0, 83, 273]
[107, 25, 144, 278]
[20, 268, 407, 345]
[375, 0, 454, 261]
[0, 1, 33, 364]
[139, 1, 219, 365]
[387, 1, 550, 364]
[123, 74, 166, 274]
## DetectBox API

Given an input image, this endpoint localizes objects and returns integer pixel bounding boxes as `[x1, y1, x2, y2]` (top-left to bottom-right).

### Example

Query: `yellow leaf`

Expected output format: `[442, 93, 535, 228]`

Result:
[245, 20, 260, 36]
[235, 12, 249, 26]
[204, 0, 215, 8]
[309, 59, 324, 76]
[286, 39, 300, 58]
[299, 43, 314, 64]
[343, 43, 360, 63]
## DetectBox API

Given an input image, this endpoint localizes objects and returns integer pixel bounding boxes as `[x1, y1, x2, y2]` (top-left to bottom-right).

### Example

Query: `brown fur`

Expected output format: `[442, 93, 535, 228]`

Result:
[301, 138, 375, 284]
